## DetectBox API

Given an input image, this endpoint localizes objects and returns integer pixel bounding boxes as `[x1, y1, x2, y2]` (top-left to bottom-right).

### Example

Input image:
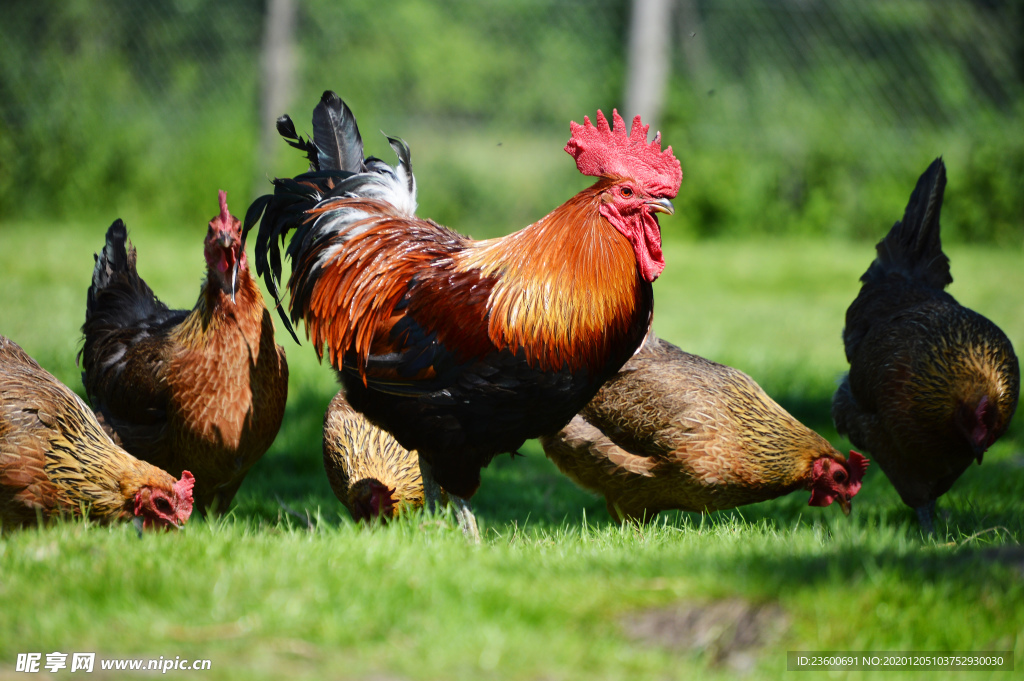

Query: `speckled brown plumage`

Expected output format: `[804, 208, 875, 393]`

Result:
[0, 335, 193, 530]
[833, 159, 1019, 528]
[80, 193, 289, 513]
[542, 335, 865, 522]
[322, 390, 428, 521]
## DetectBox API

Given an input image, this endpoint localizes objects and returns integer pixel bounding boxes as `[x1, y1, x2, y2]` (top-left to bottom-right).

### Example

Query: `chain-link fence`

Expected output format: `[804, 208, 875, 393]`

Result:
[1, 0, 1021, 242]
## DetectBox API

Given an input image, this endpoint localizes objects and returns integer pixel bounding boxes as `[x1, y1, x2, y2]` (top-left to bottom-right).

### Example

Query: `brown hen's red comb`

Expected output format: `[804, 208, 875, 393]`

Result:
[213, 190, 232, 229]
[565, 109, 682, 198]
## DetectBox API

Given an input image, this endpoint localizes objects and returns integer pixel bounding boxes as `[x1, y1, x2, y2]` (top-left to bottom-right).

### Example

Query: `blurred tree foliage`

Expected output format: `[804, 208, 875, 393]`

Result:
[0, 0, 1021, 245]
[665, 0, 1024, 244]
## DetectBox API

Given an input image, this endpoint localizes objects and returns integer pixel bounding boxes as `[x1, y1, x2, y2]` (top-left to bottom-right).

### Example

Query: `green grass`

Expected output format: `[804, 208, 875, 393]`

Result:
[0, 221, 1022, 680]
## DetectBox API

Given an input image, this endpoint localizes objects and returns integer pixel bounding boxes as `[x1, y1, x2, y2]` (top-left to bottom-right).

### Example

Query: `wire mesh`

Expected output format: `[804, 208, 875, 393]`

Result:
[0, 0, 1020, 240]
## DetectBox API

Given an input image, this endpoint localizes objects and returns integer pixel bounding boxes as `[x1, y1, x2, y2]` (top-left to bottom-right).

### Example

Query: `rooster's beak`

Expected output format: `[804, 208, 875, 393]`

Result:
[647, 197, 674, 215]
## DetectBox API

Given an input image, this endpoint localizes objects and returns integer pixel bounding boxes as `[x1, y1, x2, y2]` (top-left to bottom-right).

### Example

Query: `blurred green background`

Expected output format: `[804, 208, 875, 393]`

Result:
[1, 0, 1022, 245]
[1, 4, 1023, 679]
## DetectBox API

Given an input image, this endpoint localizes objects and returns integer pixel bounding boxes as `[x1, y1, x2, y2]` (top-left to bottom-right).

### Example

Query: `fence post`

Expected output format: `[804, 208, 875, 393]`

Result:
[625, 0, 674, 132]
[256, 0, 297, 197]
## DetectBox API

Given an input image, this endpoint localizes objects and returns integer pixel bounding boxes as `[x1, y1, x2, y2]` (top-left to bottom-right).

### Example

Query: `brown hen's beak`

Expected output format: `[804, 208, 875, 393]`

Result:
[647, 197, 675, 215]
[216, 233, 239, 303]
[839, 495, 852, 516]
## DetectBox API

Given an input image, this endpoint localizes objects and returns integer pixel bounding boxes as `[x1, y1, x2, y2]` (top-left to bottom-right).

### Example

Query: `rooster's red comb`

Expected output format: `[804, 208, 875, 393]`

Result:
[565, 109, 682, 198]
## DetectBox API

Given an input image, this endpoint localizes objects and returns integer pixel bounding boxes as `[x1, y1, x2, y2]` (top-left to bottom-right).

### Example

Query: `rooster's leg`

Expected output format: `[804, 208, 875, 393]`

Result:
[449, 494, 480, 543]
[417, 454, 479, 542]
[418, 454, 443, 513]
[915, 500, 937, 535]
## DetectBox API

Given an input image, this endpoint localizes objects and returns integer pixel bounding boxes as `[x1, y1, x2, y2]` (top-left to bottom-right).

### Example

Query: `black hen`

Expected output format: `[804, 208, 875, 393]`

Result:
[832, 158, 1019, 531]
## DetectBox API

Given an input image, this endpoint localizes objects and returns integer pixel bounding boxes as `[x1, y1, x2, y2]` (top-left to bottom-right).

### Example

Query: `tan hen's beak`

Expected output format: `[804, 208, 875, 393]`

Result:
[647, 197, 675, 215]
[838, 496, 852, 516]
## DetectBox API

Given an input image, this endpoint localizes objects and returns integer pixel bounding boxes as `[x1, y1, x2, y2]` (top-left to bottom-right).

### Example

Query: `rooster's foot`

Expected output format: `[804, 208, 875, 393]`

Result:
[418, 455, 443, 513]
[450, 493, 480, 544]
[915, 500, 937, 535]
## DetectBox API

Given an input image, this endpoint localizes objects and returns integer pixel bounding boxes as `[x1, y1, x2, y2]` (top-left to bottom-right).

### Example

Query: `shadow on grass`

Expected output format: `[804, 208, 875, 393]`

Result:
[208, 377, 1023, 541]
[474, 441, 614, 528]
[666, 539, 1024, 599]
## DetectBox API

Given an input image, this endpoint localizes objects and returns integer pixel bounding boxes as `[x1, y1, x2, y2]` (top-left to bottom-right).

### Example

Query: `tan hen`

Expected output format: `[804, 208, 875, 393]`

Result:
[323, 390, 435, 522]
[542, 335, 868, 522]
[1, 335, 193, 530]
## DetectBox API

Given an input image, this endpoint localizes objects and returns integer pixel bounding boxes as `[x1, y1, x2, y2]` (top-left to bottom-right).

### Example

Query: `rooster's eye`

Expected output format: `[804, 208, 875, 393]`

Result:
[154, 497, 173, 514]
[620, 187, 634, 198]
[833, 469, 847, 483]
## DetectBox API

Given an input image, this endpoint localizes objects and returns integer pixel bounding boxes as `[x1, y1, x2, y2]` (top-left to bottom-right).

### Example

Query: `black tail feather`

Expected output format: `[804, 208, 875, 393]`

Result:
[244, 91, 378, 347]
[244, 189, 301, 344]
[863, 157, 951, 290]
[276, 115, 319, 171]
[313, 91, 365, 173]
[244, 195, 274, 281]
[386, 135, 415, 195]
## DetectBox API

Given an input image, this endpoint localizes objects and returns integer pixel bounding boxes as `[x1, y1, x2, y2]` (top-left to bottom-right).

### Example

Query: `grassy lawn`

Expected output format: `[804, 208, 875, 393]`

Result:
[0, 220, 1021, 680]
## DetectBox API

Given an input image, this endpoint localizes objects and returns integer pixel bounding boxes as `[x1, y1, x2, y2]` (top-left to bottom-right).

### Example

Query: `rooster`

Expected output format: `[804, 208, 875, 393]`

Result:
[323, 390, 433, 523]
[541, 334, 868, 522]
[80, 191, 289, 513]
[246, 91, 682, 539]
[1, 335, 194, 530]
[832, 158, 1019, 532]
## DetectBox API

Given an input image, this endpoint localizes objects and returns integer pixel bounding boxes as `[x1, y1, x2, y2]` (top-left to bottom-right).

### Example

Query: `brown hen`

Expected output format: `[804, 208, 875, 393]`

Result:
[80, 191, 289, 513]
[1, 335, 193, 530]
[833, 158, 1019, 531]
[542, 334, 868, 523]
